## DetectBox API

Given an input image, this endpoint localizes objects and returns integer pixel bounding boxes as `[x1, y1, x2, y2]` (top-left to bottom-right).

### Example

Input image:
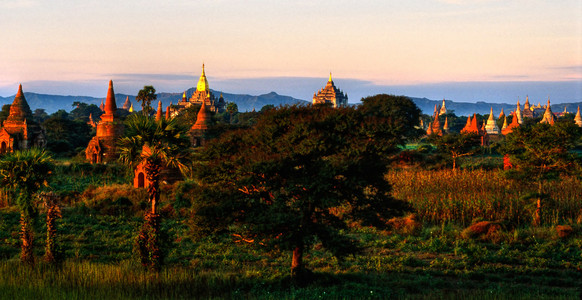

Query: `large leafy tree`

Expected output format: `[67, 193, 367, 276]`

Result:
[117, 114, 192, 270]
[136, 86, 157, 116]
[193, 95, 420, 281]
[430, 133, 481, 170]
[43, 116, 92, 157]
[501, 121, 581, 225]
[0, 149, 53, 265]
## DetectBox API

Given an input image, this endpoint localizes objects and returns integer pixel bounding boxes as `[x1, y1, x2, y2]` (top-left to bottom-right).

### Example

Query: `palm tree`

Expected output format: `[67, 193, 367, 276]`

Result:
[0, 149, 53, 265]
[118, 114, 191, 269]
[226, 102, 238, 124]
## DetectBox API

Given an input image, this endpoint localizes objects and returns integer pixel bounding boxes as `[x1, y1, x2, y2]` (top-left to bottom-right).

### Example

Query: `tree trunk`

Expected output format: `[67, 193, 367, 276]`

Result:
[533, 181, 542, 226]
[141, 159, 162, 270]
[145, 160, 161, 215]
[20, 213, 34, 266]
[291, 244, 303, 275]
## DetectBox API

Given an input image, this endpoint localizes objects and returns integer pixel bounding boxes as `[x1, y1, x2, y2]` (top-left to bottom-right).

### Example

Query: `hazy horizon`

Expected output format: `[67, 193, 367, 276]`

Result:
[1, 0, 580, 105]
[1, 77, 580, 106]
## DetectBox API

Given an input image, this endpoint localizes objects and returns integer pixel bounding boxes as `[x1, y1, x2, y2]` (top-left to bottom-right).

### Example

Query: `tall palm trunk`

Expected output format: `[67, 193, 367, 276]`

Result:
[20, 213, 34, 266]
[145, 159, 161, 214]
[137, 158, 162, 270]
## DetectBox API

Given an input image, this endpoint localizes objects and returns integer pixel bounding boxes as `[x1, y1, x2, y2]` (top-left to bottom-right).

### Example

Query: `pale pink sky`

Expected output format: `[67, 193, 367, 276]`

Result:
[0, 0, 580, 101]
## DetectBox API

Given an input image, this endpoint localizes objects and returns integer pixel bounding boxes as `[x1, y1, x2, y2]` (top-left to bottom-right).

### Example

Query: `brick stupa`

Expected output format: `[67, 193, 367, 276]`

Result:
[189, 100, 212, 147]
[0, 84, 46, 153]
[85, 80, 124, 163]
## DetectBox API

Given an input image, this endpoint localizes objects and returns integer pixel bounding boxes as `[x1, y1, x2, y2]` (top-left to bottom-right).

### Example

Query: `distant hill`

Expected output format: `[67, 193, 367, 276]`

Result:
[409, 97, 582, 117]
[1, 91, 580, 116]
[0, 89, 309, 114]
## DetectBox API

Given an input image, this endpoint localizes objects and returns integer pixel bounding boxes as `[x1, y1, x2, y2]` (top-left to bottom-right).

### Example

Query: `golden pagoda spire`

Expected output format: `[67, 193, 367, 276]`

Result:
[196, 63, 209, 92]
[328, 72, 332, 82]
[574, 106, 582, 127]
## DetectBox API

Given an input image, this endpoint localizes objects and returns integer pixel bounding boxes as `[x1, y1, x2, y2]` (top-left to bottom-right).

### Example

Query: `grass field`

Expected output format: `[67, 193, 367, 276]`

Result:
[1, 166, 581, 299]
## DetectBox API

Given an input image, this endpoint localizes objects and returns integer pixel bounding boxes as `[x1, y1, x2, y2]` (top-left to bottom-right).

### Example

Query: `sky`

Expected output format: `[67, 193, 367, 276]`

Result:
[0, 0, 581, 104]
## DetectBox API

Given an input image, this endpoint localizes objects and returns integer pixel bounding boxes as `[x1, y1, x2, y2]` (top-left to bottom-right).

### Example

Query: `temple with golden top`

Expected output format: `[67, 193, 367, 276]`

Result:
[85, 80, 124, 163]
[312, 73, 348, 108]
[177, 64, 226, 113]
[0, 84, 46, 153]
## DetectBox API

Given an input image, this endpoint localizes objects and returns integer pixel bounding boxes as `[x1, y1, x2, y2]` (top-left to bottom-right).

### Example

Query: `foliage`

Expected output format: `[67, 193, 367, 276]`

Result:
[500, 121, 582, 225]
[69, 102, 103, 122]
[0, 149, 54, 264]
[193, 96, 420, 279]
[430, 133, 482, 169]
[0, 149, 54, 219]
[136, 86, 157, 116]
[118, 114, 192, 270]
[0, 104, 10, 124]
[42, 117, 92, 157]
[226, 102, 238, 124]
[501, 121, 582, 182]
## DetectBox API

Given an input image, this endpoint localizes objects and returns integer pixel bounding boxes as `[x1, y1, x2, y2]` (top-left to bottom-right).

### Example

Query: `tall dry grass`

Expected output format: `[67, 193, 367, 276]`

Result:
[387, 169, 582, 226]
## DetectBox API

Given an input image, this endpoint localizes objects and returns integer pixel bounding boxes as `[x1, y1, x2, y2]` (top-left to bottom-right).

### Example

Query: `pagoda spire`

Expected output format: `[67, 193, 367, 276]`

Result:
[104, 80, 117, 115]
[484, 107, 500, 134]
[540, 98, 555, 125]
[196, 64, 209, 92]
[574, 106, 582, 127]
[155, 100, 163, 121]
[7, 84, 33, 122]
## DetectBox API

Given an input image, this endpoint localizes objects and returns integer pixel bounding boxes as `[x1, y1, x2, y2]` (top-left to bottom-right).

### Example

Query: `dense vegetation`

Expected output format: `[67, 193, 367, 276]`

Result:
[1, 95, 582, 298]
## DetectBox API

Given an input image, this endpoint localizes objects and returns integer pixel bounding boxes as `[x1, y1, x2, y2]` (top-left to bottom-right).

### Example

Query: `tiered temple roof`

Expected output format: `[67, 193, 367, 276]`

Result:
[0, 84, 45, 153]
[312, 73, 348, 108]
[177, 65, 225, 113]
[85, 80, 124, 163]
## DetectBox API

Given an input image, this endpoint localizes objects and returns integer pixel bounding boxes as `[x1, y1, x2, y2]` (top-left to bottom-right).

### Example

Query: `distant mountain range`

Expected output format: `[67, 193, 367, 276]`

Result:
[1, 90, 581, 117]
[0, 89, 309, 114]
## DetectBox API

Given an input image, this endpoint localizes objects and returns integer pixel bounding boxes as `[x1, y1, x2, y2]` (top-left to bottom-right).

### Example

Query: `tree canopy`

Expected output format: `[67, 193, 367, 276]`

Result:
[192, 94, 420, 280]
[136, 86, 157, 116]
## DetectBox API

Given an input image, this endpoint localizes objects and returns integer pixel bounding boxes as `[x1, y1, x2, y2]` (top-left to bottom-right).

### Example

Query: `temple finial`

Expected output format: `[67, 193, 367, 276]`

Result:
[329, 72, 332, 82]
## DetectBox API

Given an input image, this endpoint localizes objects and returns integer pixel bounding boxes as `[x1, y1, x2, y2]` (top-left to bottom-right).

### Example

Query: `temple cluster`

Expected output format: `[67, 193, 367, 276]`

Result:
[426, 96, 582, 145]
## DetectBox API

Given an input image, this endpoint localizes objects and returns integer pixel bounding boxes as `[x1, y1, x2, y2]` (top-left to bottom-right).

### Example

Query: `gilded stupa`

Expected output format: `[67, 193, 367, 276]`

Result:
[539, 98, 556, 125]
[177, 64, 226, 113]
[312, 73, 348, 108]
[439, 99, 447, 115]
[574, 106, 582, 127]
[515, 100, 523, 124]
[484, 107, 500, 134]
